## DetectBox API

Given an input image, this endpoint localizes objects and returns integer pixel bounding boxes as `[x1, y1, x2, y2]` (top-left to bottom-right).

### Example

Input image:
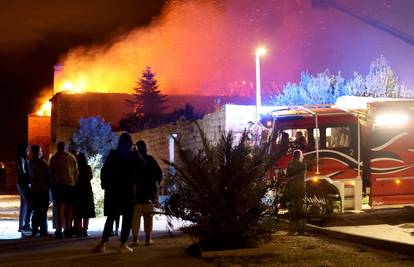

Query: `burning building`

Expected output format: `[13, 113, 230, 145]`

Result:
[29, 64, 254, 158]
[27, 114, 51, 160]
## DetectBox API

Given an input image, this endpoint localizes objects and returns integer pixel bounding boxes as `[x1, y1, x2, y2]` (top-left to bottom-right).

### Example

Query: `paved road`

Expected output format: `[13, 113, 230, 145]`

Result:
[0, 233, 213, 267]
[0, 194, 185, 240]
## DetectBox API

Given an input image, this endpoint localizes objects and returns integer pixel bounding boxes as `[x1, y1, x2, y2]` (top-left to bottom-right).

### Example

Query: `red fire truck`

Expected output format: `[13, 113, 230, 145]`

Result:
[263, 96, 414, 212]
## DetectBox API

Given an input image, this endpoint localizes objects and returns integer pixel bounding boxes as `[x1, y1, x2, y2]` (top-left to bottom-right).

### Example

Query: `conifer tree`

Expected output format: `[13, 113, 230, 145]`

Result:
[128, 67, 167, 117]
[120, 67, 167, 131]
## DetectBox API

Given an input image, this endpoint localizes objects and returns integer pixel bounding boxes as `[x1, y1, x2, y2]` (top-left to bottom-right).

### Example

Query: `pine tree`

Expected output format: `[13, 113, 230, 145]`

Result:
[128, 67, 167, 117]
[164, 126, 276, 250]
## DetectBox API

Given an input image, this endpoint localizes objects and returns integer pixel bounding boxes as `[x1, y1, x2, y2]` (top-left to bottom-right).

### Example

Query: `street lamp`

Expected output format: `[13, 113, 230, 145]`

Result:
[255, 47, 266, 121]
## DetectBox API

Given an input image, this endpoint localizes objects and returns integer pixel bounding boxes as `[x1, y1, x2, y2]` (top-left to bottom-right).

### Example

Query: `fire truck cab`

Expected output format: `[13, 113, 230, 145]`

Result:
[263, 96, 414, 212]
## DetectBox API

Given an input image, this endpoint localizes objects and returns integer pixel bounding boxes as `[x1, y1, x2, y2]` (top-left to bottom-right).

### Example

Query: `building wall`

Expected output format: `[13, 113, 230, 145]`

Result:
[28, 115, 51, 159]
[50, 92, 130, 154]
[129, 106, 228, 180]
[0, 162, 18, 193]
[130, 121, 199, 177]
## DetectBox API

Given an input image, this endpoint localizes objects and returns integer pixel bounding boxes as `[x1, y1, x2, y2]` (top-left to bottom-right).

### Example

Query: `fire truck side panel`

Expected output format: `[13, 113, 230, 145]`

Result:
[369, 127, 414, 206]
[367, 101, 414, 207]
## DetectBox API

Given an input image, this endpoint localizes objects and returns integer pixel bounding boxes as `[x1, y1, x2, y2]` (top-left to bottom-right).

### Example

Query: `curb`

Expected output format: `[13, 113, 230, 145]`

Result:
[306, 223, 414, 256]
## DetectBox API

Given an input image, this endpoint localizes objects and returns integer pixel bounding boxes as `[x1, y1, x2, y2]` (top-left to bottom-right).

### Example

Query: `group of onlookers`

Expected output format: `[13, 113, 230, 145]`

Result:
[16, 141, 96, 238]
[94, 133, 162, 253]
[16, 132, 162, 254]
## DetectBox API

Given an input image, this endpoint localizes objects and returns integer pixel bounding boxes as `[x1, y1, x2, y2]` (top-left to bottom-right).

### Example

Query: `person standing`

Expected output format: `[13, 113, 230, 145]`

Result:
[49, 141, 79, 239]
[74, 153, 95, 237]
[131, 140, 162, 246]
[286, 149, 307, 235]
[29, 145, 50, 236]
[94, 133, 136, 253]
[16, 142, 33, 232]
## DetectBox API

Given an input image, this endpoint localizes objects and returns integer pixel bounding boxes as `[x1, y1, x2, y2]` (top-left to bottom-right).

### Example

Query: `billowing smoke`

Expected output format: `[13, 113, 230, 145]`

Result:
[57, 1, 226, 95]
[55, 0, 414, 97]
[55, 0, 309, 96]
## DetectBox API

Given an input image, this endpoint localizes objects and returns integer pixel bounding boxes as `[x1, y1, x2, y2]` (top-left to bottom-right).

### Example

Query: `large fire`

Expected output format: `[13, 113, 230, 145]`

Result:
[34, 0, 312, 116]
[52, 1, 229, 96]
[36, 101, 52, 116]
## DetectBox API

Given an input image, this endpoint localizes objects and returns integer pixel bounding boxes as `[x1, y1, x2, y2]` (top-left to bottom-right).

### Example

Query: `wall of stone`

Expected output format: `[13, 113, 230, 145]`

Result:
[130, 121, 198, 176]
[129, 106, 228, 182]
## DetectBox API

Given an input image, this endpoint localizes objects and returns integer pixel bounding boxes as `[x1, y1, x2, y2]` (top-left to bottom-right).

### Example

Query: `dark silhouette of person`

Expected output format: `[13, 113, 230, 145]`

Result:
[74, 153, 95, 237]
[286, 149, 307, 235]
[275, 132, 291, 171]
[94, 133, 136, 253]
[29, 144, 50, 236]
[49, 141, 79, 239]
[16, 142, 33, 232]
[276, 132, 290, 160]
[131, 140, 162, 246]
[307, 132, 315, 151]
[293, 131, 307, 152]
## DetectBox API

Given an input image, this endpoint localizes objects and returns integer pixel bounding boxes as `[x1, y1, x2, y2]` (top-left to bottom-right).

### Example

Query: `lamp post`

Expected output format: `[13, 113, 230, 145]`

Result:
[255, 47, 266, 121]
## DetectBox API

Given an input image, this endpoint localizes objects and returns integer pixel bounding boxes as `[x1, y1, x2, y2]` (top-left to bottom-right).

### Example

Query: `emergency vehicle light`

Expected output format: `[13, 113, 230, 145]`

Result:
[395, 179, 401, 185]
[374, 113, 409, 127]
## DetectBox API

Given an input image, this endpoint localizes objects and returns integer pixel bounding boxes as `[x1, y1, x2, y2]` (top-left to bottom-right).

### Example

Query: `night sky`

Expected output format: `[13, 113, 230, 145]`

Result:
[1, 0, 414, 160]
[0, 0, 166, 160]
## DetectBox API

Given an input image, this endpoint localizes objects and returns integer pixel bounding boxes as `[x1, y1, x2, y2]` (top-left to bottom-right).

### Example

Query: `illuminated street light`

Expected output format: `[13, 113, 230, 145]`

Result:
[255, 47, 266, 121]
[256, 47, 266, 56]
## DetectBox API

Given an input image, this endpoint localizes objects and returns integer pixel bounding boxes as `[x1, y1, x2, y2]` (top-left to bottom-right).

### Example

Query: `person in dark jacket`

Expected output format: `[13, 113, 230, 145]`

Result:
[293, 131, 307, 152]
[29, 145, 50, 236]
[286, 149, 306, 235]
[94, 133, 136, 254]
[74, 153, 95, 237]
[16, 142, 33, 232]
[131, 140, 162, 246]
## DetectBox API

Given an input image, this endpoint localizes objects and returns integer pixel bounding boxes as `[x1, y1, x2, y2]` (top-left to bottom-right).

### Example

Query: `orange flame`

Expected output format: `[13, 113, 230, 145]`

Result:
[36, 101, 52, 116]
[35, 0, 304, 114]
[33, 86, 53, 117]
[54, 1, 228, 95]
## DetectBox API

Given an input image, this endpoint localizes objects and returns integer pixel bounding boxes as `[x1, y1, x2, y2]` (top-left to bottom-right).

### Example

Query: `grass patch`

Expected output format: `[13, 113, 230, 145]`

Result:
[205, 232, 414, 267]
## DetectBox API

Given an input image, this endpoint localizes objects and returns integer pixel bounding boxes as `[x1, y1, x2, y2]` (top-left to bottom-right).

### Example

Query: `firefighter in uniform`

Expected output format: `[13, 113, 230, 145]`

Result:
[286, 149, 306, 235]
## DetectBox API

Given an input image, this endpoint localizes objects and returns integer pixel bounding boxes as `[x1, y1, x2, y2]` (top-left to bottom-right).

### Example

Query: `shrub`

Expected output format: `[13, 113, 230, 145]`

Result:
[70, 116, 119, 215]
[165, 126, 276, 250]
